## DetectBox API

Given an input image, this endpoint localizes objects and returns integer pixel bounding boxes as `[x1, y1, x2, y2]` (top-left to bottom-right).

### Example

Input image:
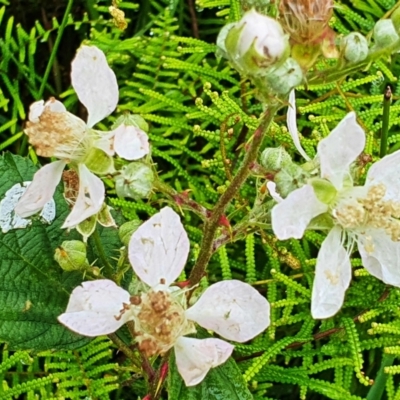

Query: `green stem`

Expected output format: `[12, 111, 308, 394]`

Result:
[91, 229, 114, 277]
[108, 333, 141, 370]
[380, 85, 392, 158]
[38, 0, 74, 98]
[188, 102, 281, 285]
[307, 39, 400, 86]
[366, 354, 395, 400]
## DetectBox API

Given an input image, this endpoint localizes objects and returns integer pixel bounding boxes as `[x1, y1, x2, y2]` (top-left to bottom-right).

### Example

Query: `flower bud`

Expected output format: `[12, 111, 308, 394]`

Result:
[374, 19, 399, 48]
[341, 32, 369, 63]
[265, 57, 303, 94]
[260, 147, 292, 170]
[119, 220, 142, 246]
[274, 163, 308, 198]
[54, 240, 89, 271]
[115, 162, 154, 199]
[225, 9, 289, 75]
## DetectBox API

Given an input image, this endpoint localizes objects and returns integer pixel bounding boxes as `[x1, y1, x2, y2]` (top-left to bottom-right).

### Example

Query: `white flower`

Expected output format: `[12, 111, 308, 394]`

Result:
[272, 105, 400, 319]
[15, 45, 149, 228]
[58, 207, 271, 386]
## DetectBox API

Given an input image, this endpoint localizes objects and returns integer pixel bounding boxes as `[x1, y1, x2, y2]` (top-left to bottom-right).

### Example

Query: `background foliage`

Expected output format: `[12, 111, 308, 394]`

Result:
[1, 0, 400, 398]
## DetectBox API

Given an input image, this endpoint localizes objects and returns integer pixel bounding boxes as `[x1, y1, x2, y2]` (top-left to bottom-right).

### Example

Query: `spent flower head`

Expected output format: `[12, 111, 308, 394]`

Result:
[14, 45, 149, 228]
[271, 95, 400, 319]
[58, 207, 271, 386]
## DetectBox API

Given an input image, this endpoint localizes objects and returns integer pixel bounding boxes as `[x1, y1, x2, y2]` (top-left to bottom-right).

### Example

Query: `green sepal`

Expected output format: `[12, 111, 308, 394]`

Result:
[309, 177, 337, 205]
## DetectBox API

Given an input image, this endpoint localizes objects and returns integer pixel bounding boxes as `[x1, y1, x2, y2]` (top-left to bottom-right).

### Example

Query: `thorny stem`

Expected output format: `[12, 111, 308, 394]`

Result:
[108, 333, 141, 369]
[380, 85, 392, 158]
[91, 228, 114, 277]
[307, 39, 400, 86]
[189, 102, 281, 285]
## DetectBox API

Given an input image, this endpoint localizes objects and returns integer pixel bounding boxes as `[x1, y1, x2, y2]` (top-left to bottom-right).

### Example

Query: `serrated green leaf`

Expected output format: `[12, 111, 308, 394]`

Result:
[0, 154, 108, 350]
[168, 350, 253, 400]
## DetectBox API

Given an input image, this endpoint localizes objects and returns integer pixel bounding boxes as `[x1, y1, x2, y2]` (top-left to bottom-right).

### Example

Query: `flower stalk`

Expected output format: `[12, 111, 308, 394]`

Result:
[380, 85, 392, 158]
[189, 101, 281, 286]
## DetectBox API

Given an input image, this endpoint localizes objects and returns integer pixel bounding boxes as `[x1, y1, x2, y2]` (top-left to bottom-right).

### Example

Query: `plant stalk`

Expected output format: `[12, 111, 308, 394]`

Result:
[189, 102, 281, 285]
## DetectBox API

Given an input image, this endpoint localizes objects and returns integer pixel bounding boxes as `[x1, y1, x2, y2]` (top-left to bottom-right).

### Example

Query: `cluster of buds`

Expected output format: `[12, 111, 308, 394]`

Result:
[12, 45, 155, 237]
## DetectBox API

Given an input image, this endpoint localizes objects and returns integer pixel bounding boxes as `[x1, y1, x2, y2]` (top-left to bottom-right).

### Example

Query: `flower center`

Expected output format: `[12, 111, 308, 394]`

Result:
[26, 99, 92, 162]
[333, 184, 400, 241]
[134, 289, 194, 357]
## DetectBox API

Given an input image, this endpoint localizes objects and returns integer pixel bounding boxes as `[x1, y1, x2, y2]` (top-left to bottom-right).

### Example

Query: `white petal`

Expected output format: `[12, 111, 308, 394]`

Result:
[45, 98, 67, 113]
[318, 113, 365, 190]
[28, 100, 45, 122]
[311, 227, 352, 319]
[14, 160, 66, 218]
[174, 337, 233, 386]
[113, 125, 150, 160]
[185, 280, 270, 342]
[128, 207, 189, 287]
[287, 90, 311, 161]
[71, 46, 119, 128]
[62, 164, 105, 228]
[266, 181, 282, 202]
[58, 279, 131, 336]
[366, 150, 400, 201]
[357, 229, 400, 287]
[271, 185, 328, 240]
[93, 130, 115, 156]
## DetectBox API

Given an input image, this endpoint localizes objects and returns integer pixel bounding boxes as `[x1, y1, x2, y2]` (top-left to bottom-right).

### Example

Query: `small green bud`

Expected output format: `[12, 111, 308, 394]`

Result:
[54, 240, 89, 271]
[341, 32, 369, 63]
[309, 178, 337, 204]
[113, 114, 149, 133]
[374, 19, 399, 48]
[391, 7, 400, 34]
[260, 147, 292, 170]
[119, 220, 142, 246]
[115, 162, 154, 199]
[83, 148, 115, 175]
[274, 163, 308, 198]
[265, 57, 303, 94]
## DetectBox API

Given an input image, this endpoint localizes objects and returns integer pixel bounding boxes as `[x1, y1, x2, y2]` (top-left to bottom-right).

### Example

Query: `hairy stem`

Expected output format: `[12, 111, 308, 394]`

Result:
[91, 228, 114, 277]
[189, 102, 281, 285]
[108, 333, 141, 370]
[380, 85, 392, 158]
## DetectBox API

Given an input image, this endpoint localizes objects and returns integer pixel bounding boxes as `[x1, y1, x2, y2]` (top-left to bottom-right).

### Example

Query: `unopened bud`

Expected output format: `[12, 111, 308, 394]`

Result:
[54, 240, 89, 271]
[261, 147, 292, 170]
[115, 162, 154, 199]
[374, 19, 399, 48]
[225, 9, 289, 75]
[341, 32, 369, 63]
[119, 220, 142, 246]
[274, 163, 307, 198]
[265, 57, 303, 94]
